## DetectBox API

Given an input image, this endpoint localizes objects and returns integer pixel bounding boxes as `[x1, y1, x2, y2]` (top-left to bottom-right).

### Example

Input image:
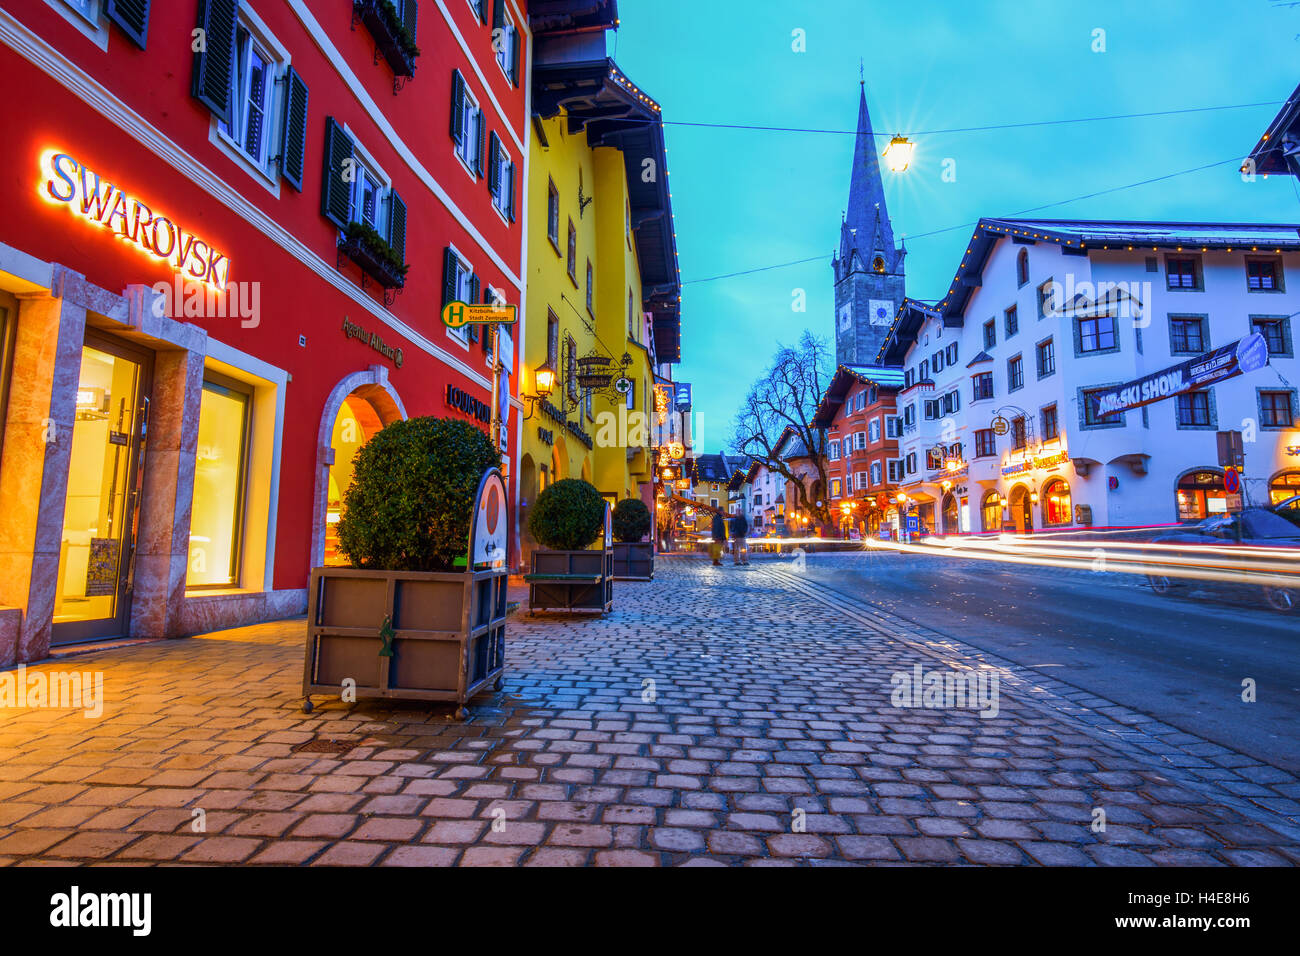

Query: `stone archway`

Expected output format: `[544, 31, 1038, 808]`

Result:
[1008, 483, 1033, 533]
[310, 366, 407, 569]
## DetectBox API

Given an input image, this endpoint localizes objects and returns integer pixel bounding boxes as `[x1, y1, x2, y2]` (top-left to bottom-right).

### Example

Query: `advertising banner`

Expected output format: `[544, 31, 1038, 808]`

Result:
[1090, 334, 1269, 419]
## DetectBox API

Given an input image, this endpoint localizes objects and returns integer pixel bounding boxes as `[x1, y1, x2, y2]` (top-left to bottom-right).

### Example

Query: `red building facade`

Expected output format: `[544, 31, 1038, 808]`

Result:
[812, 365, 905, 538]
[0, 0, 532, 663]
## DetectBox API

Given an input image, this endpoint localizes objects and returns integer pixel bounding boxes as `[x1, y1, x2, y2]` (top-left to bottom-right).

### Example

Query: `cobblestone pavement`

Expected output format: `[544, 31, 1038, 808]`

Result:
[0, 557, 1297, 866]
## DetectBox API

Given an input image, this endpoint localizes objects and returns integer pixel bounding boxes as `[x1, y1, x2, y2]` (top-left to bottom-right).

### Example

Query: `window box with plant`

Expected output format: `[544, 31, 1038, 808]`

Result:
[524, 478, 613, 614]
[321, 118, 409, 296]
[353, 0, 420, 87]
[302, 418, 506, 720]
[611, 498, 654, 580]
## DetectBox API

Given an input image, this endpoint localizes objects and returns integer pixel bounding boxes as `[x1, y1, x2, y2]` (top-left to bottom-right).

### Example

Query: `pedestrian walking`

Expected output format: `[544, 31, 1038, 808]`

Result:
[710, 510, 727, 566]
[730, 509, 749, 565]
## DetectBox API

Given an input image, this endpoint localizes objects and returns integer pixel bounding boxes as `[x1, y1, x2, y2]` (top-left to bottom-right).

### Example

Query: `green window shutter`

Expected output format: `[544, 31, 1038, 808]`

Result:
[400, 0, 418, 43]
[478, 0, 489, 24]
[469, 274, 480, 342]
[509, 29, 520, 86]
[191, 0, 240, 124]
[278, 66, 309, 191]
[469, 274, 481, 344]
[506, 162, 516, 223]
[492, 0, 504, 29]
[487, 131, 501, 196]
[387, 190, 407, 265]
[442, 248, 458, 307]
[105, 0, 150, 48]
[319, 117, 354, 228]
[475, 112, 485, 177]
[450, 69, 466, 143]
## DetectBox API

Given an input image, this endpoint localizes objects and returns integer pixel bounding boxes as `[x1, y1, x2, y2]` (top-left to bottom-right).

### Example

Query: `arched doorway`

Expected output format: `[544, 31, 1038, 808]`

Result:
[1041, 478, 1072, 527]
[1008, 484, 1032, 532]
[519, 453, 538, 562]
[323, 396, 385, 565]
[1175, 468, 1225, 521]
[311, 368, 407, 569]
[941, 493, 959, 535]
[551, 435, 568, 482]
[981, 490, 1001, 531]
[1268, 469, 1300, 504]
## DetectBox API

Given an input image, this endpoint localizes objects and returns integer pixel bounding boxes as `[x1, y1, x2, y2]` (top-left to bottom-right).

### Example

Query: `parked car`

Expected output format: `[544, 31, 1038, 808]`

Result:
[1274, 493, 1300, 529]
[1146, 508, 1300, 611]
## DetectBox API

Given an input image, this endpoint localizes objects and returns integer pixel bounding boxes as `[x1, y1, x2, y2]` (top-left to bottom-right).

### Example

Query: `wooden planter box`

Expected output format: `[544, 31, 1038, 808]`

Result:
[526, 548, 613, 614]
[302, 565, 507, 718]
[612, 541, 654, 581]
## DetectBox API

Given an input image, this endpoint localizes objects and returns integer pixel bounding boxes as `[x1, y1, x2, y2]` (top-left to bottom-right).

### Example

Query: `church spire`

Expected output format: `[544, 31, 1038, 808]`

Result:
[845, 82, 895, 265]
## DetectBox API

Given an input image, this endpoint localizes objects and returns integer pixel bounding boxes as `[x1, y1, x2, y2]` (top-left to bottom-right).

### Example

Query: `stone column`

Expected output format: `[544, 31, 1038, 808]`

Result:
[126, 285, 206, 639]
[0, 281, 87, 663]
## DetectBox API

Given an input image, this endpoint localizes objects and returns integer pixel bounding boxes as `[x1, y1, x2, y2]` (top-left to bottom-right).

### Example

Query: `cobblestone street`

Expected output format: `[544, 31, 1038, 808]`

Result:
[1, 556, 1297, 866]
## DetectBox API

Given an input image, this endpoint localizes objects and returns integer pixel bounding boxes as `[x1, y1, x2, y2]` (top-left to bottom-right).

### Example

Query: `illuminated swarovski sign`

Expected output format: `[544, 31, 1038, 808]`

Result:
[40, 151, 230, 288]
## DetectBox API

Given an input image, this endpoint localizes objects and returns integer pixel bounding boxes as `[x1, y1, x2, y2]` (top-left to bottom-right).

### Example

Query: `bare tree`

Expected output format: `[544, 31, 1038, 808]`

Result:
[730, 331, 834, 528]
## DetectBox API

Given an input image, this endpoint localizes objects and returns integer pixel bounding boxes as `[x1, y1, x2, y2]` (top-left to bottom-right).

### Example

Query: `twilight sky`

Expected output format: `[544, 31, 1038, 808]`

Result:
[608, 0, 1300, 453]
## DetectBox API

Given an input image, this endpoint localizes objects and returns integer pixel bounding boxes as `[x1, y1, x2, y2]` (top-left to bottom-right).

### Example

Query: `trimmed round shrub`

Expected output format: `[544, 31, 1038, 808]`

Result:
[336, 416, 500, 572]
[612, 498, 651, 543]
[528, 478, 606, 551]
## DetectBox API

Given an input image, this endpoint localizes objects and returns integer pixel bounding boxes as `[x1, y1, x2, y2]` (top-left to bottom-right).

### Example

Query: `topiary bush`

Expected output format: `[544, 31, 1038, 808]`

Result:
[612, 498, 651, 543]
[528, 478, 606, 551]
[336, 416, 500, 572]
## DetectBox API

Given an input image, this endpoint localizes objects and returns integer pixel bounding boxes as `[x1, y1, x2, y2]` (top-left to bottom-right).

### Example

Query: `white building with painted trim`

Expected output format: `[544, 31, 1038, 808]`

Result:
[879, 219, 1300, 533]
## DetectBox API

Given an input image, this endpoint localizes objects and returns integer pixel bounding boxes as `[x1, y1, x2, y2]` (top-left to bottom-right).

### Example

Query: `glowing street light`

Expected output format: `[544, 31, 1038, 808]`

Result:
[883, 135, 915, 173]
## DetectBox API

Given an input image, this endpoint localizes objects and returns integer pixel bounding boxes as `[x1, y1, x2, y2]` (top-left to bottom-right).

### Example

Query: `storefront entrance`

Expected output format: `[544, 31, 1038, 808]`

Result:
[942, 493, 959, 535]
[1008, 485, 1033, 533]
[52, 334, 152, 644]
[323, 395, 385, 565]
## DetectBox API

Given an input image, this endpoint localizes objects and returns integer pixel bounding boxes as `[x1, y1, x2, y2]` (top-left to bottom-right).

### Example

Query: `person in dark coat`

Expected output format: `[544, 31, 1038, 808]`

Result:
[710, 511, 727, 565]
[730, 509, 749, 565]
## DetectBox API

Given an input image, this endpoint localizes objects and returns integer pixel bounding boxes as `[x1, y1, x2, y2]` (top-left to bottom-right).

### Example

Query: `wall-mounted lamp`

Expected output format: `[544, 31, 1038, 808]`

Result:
[523, 361, 556, 420]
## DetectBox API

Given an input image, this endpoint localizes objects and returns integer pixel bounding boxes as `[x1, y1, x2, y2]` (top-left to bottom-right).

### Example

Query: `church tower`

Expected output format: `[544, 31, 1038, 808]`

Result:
[832, 80, 906, 366]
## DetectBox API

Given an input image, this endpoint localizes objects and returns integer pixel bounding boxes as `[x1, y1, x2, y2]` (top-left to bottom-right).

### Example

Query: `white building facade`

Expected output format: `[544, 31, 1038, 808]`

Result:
[879, 219, 1300, 534]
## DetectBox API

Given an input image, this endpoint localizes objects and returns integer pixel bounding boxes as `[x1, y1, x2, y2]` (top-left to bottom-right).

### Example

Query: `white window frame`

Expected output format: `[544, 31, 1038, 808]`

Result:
[45, 0, 109, 50]
[456, 84, 483, 178]
[856, 472, 868, 491]
[446, 246, 474, 348]
[210, 6, 291, 195]
[828, 440, 840, 461]
[854, 432, 866, 451]
[495, 6, 517, 80]
[870, 461, 882, 485]
[886, 416, 901, 438]
[492, 138, 513, 221]
[868, 418, 881, 443]
[342, 128, 393, 235]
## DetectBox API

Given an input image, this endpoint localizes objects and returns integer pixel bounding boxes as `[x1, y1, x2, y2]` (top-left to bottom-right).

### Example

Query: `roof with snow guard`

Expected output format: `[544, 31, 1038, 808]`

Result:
[874, 218, 1300, 363]
[811, 364, 906, 428]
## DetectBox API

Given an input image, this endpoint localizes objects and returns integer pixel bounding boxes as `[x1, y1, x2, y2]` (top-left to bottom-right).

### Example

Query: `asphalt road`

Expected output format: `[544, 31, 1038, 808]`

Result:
[793, 550, 1300, 774]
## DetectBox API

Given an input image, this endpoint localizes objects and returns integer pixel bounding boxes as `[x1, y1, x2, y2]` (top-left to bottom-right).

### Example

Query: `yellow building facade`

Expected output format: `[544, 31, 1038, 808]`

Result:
[519, 105, 660, 554]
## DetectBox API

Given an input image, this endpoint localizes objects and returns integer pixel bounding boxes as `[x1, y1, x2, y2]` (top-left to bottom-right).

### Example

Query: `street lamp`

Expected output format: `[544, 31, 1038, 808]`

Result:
[883, 135, 915, 173]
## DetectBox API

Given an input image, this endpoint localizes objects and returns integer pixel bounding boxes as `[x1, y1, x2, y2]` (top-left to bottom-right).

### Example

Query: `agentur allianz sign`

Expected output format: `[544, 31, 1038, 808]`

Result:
[40, 151, 230, 288]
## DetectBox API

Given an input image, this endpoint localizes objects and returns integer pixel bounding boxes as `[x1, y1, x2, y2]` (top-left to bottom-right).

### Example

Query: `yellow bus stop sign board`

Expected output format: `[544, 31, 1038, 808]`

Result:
[442, 301, 517, 328]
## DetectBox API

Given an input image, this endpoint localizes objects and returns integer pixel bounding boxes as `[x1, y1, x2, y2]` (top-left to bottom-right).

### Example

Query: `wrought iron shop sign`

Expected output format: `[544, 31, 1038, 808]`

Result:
[1090, 334, 1269, 419]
